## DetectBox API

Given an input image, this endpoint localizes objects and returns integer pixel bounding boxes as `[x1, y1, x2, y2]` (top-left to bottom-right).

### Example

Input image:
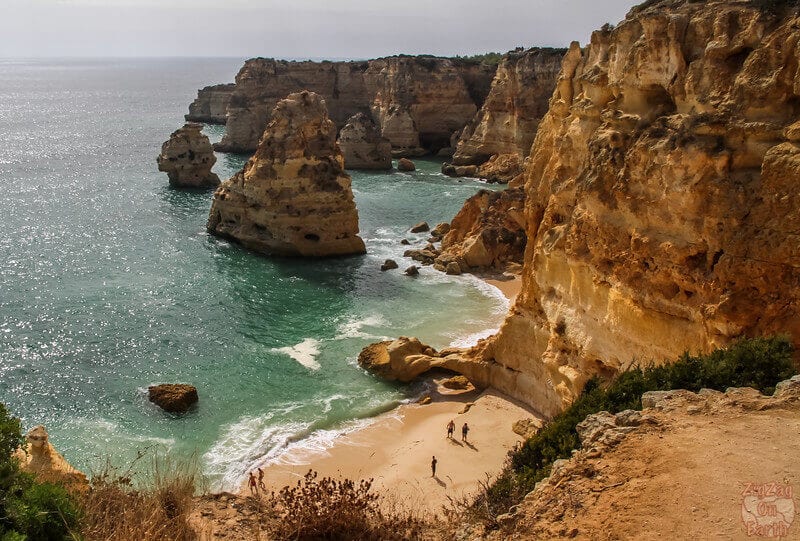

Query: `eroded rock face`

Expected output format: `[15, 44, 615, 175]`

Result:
[148, 383, 199, 413]
[337, 113, 392, 170]
[208, 91, 366, 257]
[485, 0, 800, 416]
[447, 48, 566, 182]
[157, 123, 220, 188]
[212, 56, 495, 155]
[434, 188, 526, 272]
[186, 83, 235, 124]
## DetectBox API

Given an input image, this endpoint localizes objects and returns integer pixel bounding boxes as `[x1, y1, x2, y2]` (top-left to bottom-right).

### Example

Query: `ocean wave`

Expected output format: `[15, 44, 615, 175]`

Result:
[271, 338, 321, 370]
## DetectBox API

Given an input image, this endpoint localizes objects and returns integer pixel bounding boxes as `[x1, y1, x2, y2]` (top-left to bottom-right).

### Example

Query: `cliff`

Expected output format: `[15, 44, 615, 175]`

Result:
[207, 91, 366, 257]
[362, 0, 800, 418]
[211, 56, 495, 155]
[186, 83, 236, 124]
[446, 48, 567, 182]
[157, 123, 220, 188]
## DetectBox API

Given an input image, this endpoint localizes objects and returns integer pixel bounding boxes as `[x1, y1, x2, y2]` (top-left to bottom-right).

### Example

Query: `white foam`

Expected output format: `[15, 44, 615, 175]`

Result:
[271, 338, 321, 370]
[335, 314, 387, 340]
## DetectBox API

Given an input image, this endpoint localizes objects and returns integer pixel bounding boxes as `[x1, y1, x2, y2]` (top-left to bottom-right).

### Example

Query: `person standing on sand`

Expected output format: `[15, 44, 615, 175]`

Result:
[431, 455, 437, 477]
[462, 422, 470, 442]
[248, 471, 258, 496]
[257, 467, 266, 490]
[446, 419, 455, 439]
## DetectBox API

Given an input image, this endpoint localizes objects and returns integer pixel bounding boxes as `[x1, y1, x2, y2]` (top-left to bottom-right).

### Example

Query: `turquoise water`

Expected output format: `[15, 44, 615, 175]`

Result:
[0, 59, 506, 489]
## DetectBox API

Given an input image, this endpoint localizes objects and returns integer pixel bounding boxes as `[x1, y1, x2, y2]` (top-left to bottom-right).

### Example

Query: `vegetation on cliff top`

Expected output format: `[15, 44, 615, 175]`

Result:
[474, 336, 797, 524]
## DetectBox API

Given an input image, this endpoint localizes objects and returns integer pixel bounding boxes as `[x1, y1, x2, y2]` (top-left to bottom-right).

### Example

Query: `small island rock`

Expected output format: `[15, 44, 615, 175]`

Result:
[157, 123, 220, 188]
[148, 384, 199, 413]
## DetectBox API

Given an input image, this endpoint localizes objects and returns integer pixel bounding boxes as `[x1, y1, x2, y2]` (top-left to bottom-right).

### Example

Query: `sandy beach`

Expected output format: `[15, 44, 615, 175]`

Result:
[242, 272, 532, 514]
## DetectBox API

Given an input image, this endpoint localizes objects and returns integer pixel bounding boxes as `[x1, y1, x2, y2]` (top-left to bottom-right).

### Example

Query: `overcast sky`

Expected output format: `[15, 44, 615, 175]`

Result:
[0, 0, 639, 58]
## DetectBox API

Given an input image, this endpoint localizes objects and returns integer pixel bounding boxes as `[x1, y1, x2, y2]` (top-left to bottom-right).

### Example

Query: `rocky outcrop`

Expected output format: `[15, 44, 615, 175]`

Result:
[157, 123, 220, 188]
[186, 83, 235, 124]
[445, 48, 566, 182]
[397, 158, 416, 172]
[208, 91, 366, 257]
[148, 384, 199, 413]
[433, 188, 526, 272]
[477, 0, 800, 416]
[337, 113, 392, 170]
[212, 56, 495, 155]
[14, 425, 88, 490]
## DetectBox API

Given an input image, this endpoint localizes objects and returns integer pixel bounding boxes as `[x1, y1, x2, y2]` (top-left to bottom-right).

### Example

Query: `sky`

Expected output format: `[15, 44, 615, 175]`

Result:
[0, 0, 640, 58]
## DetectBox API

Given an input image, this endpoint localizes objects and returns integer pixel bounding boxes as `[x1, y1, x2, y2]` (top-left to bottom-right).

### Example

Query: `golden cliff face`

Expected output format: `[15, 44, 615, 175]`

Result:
[207, 91, 366, 257]
[484, 0, 800, 416]
[451, 48, 567, 181]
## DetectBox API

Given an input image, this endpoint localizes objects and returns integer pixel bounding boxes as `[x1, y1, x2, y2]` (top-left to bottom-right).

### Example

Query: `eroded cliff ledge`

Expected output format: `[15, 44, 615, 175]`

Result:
[364, 0, 800, 417]
[186, 83, 235, 124]
[444, 47, 567, 183]
[207, 91, 365, 257]
[210, 56, 495, 155]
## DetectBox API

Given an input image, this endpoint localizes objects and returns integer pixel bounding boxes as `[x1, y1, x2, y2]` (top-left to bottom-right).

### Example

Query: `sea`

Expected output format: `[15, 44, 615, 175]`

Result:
[0, 58, 507, 490]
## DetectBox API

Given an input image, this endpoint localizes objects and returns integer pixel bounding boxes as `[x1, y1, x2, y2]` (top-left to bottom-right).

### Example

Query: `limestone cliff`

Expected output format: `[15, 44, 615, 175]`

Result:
[212, 56, 495, 155]
[207, 91, 366, 257]
[337, 113, 392, 170]
[363, 0, 800, 418]
[364, 56, 495, 156]
[157, 123, 220, 188]
[186, 83, 235, 124]
[446, 48, 567, 182]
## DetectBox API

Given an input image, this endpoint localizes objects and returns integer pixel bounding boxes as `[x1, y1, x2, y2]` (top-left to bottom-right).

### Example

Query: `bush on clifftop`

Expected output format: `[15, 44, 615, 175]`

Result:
[475, 336, 797, 522]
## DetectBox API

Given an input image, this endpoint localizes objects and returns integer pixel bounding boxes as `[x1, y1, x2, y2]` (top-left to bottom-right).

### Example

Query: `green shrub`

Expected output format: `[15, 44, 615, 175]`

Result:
[478, 336, 797, 520]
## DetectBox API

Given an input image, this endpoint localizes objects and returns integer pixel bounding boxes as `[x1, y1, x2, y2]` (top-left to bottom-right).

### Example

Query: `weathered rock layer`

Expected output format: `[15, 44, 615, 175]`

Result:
[157, 123, 220, 188]
[210, 56, 495, 155]
[208, 91, 366, 257]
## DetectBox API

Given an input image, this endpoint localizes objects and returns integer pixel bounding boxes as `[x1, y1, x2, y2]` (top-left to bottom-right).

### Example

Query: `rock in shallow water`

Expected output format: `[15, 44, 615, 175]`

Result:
[148, 383, 199, 413]
[157, 123, 220, 188]
[338, 112, 392, 170]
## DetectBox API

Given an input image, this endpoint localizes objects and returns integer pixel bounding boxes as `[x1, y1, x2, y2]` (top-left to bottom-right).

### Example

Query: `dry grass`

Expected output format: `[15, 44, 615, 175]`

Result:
[265, 469, 430, 540]
[79, 451, 201, 541]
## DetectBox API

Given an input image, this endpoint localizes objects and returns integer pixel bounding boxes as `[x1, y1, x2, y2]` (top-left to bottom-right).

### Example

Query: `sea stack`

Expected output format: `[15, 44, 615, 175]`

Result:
[157, 123, 220, 188]
[337, 113, 392, 170]
[207, 91, 366, 257]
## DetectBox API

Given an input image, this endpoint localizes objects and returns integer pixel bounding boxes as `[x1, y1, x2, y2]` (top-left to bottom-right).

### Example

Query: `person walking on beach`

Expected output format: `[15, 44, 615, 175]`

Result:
[462, 422, 470, 442]
[446, 419, 455, 439]
[257, 467, 266, 490]
[248, 471, 258, 496]
[431, 455, 438, 477]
